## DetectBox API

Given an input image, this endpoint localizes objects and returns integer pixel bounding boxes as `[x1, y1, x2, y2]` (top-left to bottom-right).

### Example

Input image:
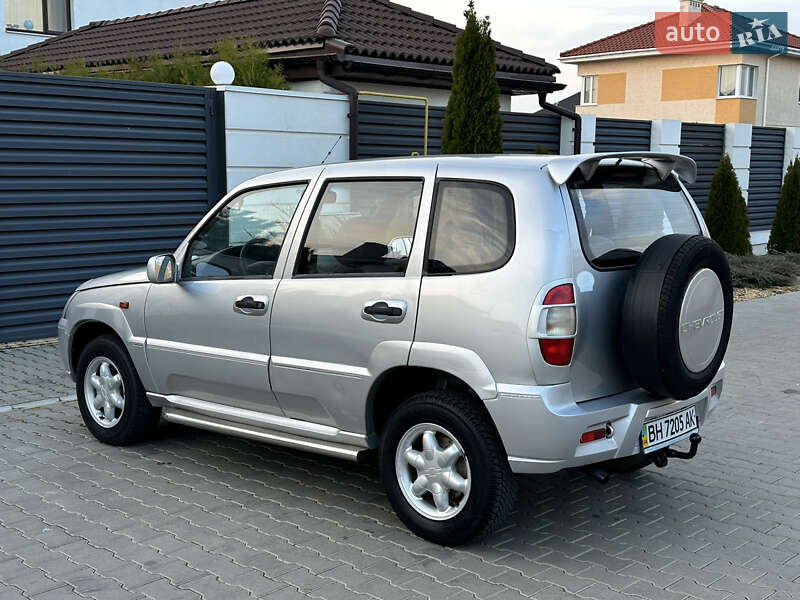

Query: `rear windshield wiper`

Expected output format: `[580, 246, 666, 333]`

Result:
[592, 248, 642, 267]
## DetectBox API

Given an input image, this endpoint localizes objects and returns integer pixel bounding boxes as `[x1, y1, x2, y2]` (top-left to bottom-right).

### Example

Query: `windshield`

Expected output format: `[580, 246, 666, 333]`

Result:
[567, 165, 701, 267]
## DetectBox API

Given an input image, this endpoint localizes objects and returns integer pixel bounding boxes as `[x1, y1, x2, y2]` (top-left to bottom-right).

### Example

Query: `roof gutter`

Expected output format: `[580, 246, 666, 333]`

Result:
[538, 92, 581, 155]
[316, 57, 358, 160]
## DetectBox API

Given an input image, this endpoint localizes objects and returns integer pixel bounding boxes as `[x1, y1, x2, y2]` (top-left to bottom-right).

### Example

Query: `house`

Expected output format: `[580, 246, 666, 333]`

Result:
[0, 0, 564, 110]
[560, 0, 800, 126]
[1, 0, 202, 55]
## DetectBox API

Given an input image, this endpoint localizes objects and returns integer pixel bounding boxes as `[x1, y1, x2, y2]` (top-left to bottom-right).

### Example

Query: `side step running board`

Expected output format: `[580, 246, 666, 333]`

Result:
[162, 408, 368, 462]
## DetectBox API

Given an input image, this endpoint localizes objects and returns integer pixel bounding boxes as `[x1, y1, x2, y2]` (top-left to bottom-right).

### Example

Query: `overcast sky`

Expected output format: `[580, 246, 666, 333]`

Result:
[395, 0, 799, 112]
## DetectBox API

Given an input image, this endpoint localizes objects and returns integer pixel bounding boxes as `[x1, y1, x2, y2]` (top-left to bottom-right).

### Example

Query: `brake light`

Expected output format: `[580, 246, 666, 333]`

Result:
[539, 284, 576, 366]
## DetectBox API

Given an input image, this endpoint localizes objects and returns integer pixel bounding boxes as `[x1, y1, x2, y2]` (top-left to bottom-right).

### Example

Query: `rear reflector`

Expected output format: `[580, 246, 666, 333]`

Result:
[580, 427, 607, 444]
[539, 338, 574, 366]
[710, 384, 717, 397]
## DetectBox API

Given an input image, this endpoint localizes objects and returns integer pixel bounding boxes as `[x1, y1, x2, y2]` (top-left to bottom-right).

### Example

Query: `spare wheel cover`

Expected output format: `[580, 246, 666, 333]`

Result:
[678, 267, 725, 373]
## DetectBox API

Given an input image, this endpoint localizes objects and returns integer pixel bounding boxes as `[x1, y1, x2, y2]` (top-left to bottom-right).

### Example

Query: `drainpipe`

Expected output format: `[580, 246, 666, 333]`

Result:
[538, 92, 582, 155]
[762, 54, 779, 127]
[316, 58, 358, 160]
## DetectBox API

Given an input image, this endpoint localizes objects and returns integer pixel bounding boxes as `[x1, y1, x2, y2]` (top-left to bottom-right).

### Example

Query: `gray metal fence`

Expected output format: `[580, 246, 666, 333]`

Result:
[748, 126, 786, 230]
[0, 71, 225, 342]
[680, 123, 725, 214]
[595, 118, 652, 153]
[356, 100, 561, 159]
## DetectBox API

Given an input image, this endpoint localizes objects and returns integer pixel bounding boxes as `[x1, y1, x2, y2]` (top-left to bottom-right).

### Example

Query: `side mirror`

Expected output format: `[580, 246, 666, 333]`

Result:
[147, 254, 176, 283]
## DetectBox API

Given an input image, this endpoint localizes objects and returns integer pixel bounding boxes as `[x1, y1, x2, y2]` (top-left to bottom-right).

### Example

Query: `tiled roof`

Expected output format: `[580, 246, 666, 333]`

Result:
[0, 0, 558, 77]
[561, 3, 799, 58]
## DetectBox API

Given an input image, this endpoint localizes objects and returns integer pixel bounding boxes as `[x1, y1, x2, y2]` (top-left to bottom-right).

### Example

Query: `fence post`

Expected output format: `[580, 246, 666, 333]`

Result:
[724, 123, 752, 203]
[576, 114, 596, 154]
[785, 127, 800, 171]
[650, 119, 682, 154]
[559, 117, 574, 155]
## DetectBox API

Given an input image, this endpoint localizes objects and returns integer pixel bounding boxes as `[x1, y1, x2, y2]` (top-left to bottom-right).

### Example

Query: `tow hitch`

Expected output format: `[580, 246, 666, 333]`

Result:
[652, 433, 702, 468]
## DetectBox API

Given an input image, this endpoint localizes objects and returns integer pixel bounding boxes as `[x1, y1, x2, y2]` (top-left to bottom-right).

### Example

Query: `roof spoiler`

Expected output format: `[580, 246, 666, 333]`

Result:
[547, 152, 697, 185]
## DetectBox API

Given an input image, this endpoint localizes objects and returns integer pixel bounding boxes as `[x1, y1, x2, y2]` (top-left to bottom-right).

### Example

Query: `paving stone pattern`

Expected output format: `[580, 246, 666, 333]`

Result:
[0, 293, 798, 599]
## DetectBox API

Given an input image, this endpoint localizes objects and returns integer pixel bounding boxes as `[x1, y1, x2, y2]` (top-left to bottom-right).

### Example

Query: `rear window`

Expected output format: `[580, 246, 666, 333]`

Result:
[567, 165, 700, 268]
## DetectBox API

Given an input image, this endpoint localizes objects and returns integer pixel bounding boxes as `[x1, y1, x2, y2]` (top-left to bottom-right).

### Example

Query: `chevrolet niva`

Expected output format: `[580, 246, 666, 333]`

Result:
[59, 153, 731, 545]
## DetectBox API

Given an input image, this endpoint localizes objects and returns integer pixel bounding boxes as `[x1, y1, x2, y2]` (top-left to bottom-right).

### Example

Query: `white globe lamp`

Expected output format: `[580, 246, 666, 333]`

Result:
[210, 61, 235, 85]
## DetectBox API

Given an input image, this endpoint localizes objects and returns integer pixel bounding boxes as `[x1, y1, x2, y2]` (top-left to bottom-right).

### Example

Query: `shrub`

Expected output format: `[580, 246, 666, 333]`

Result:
[768, 157, 800, 254]
[705, 154, 751, 255]
[216, 38, 289, 90]
[726, 252, 800, 288]
[441, 1, 502, 154]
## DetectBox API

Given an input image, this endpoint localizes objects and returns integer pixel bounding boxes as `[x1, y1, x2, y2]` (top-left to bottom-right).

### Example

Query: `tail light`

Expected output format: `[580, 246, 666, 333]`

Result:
[538, 283, 576, 366]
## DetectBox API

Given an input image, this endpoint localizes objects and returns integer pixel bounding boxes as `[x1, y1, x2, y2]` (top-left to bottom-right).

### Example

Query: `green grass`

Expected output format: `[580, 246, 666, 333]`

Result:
[726, 253, 800, 288]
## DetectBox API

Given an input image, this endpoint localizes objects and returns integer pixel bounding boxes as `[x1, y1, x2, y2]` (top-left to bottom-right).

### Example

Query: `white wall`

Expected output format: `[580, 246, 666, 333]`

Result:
[1, 0, 202, 55]
[291, 78, 513, 111]
[219, 85, 349, 191]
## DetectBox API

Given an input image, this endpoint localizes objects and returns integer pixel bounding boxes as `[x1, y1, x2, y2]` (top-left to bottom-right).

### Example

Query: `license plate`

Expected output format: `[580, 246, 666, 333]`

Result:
[641, 406, 698, 454]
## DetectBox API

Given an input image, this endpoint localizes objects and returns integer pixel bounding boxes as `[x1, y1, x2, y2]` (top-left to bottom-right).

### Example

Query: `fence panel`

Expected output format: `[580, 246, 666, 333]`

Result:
[356, 100, 561, 159]
[680, 123, 725, 214]
[0, 71, 225, 342]
[748, 126, 786, 230]
[595, 118, 652, 153]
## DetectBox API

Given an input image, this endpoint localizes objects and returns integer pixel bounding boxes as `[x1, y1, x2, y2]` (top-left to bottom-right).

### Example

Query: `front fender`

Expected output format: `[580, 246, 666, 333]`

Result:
[408, 342, 497, 400]
[62, 283, 155, 390]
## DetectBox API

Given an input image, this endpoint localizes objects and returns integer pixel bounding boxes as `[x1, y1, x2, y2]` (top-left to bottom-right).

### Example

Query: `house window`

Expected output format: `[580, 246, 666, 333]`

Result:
[718, 65, 757, 99]
[5, 0, 71, 34]
[581, 75, 598, 105]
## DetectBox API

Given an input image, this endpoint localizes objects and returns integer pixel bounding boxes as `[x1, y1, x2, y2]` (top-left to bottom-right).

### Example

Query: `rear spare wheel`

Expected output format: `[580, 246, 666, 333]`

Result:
[621, 234, 732, 399]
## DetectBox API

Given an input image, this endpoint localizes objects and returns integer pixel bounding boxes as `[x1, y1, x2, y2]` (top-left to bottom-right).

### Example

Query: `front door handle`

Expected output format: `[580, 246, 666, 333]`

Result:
[233, 295, 269, 315]
[362, 300, 407, 323]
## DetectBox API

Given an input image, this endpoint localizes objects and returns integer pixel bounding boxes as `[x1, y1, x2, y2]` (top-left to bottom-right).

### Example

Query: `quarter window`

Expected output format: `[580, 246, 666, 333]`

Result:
[581, 75, 598, 105]
[718, 64, 757, 98]
[427, 180, 515, 275]
[5, 0, 70, 34]
[184, 183, 307, 279]
[296, 179, 423, 276]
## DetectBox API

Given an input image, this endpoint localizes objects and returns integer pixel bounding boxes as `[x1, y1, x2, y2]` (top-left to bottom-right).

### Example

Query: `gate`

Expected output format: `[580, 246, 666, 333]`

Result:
[680, 123, 725, 214]
[748, 126, 786, 230]
[0, 72, 225, 342]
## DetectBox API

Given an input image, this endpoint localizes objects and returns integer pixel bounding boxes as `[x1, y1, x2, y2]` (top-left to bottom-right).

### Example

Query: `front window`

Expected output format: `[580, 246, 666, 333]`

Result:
[718, 64, 757, 98]
[5, 0, 70, 34]
[184, 183, 308, 279]
[581, 75, 598, 105]
[296, 179, 423, 276]
[568, 165, 701, 268]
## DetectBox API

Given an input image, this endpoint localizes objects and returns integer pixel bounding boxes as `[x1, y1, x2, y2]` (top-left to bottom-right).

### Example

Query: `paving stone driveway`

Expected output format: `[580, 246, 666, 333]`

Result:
[0, 293, 799, 600]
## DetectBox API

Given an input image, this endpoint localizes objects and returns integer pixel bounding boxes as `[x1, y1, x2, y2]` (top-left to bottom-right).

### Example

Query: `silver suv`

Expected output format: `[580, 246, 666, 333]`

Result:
[59, 152, 731, 545]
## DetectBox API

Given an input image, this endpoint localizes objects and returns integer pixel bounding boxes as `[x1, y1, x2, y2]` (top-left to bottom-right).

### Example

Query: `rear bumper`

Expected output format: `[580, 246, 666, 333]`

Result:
[486, 365, 723, 474]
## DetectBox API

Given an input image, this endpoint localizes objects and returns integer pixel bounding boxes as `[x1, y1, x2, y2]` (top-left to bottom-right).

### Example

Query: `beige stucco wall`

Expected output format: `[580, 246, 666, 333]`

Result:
[574, 53, 799, 125]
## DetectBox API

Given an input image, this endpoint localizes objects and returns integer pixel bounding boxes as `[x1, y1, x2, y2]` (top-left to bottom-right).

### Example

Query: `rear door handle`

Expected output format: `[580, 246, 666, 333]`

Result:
[362, 300, 407, 323]
[233, 295, 269, 315]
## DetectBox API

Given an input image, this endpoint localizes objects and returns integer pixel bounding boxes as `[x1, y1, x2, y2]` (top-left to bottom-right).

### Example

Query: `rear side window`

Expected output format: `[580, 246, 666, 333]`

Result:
[426, 180, 515, 275]
[296, 179, 423, 276]
[568, 165, 700, 268]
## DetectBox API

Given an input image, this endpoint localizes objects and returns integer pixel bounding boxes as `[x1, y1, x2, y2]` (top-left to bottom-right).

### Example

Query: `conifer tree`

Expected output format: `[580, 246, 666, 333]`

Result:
[705, 154, 751, 255]
[768, 157, 800, 253]
[441, 1, 503, 154]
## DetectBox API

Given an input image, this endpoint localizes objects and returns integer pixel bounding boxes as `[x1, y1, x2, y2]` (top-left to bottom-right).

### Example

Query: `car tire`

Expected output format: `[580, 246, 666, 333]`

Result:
[76, 334, 160, 445]
[380, 391, 517, 545]
[621, 234, 733, 399]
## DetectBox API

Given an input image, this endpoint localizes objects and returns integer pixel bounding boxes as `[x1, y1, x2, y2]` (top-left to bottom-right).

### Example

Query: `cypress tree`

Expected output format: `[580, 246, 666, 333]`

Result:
[441, 1, 503, 154]
[768, 157, 800, 253]
[705, 154, 751, 255]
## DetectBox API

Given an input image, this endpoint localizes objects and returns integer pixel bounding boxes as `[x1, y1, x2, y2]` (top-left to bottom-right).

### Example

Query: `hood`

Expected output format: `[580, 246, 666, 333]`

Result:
[76, 267, 149, 291]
